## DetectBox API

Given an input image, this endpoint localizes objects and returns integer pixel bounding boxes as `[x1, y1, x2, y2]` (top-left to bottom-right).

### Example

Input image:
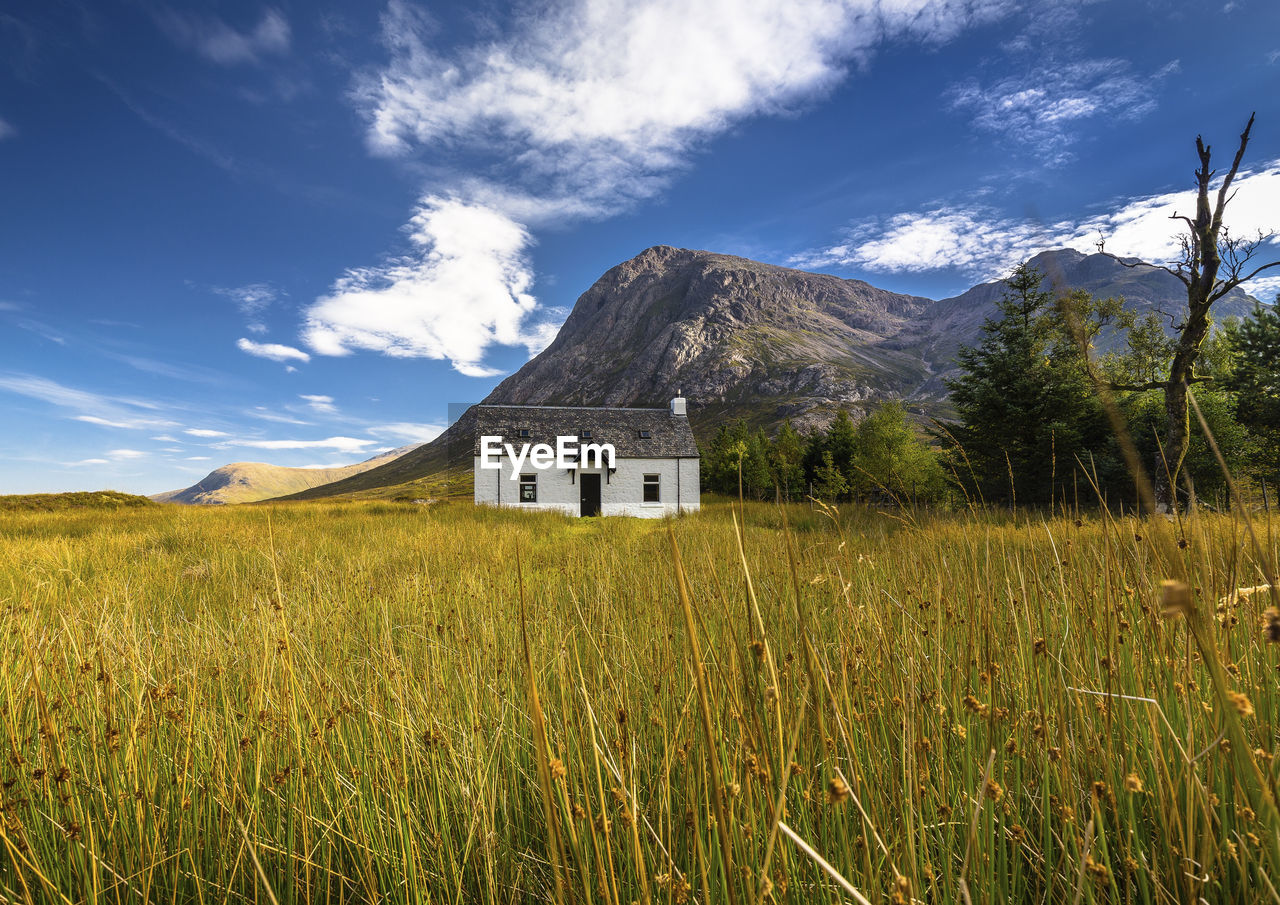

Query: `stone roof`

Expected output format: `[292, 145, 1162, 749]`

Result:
[470, 404, 699, 458]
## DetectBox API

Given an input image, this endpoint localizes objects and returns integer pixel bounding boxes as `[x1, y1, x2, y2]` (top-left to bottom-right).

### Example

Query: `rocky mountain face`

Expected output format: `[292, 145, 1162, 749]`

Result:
[154, 444, 420, 504]
[486, 245, 934, 429]
[280, 244, 1260, 500]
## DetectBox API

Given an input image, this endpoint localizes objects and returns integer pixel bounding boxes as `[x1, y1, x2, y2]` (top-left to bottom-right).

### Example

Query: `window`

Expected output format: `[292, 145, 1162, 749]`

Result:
[518, 428, 531, 439]
[580, 429, 593, 439]
[519, 473, 537, 503]
[643, 474, 660, 503]
[637, 429, 651, 439]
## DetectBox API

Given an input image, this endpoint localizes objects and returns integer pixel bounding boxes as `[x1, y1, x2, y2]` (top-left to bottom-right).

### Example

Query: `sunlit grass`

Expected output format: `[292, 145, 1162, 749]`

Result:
[0, 498, 1276, 903]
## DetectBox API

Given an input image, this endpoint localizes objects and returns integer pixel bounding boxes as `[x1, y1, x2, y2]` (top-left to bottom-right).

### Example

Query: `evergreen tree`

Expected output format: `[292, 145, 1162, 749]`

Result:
[944, 263, 1108, 508]
[701, 421, 750, 494]
[812, 451, 848, 501]
[826, 409, 858, 488]
[1225, 299, 1280, 488]
[741, 429, 774, 498]
[770, 421, 806, 500]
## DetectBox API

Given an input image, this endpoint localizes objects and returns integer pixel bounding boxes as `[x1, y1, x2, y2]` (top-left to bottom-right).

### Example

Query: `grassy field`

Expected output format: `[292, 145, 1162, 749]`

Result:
[0, 498, 1277, 903]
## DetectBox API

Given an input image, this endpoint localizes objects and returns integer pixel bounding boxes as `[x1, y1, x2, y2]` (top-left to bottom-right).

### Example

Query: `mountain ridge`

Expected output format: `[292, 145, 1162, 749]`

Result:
[153, 444, 421, 504]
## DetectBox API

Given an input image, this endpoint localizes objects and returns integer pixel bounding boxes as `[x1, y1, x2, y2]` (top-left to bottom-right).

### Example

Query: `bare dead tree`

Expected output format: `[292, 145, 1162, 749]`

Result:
[1098, 113, 1280, 509]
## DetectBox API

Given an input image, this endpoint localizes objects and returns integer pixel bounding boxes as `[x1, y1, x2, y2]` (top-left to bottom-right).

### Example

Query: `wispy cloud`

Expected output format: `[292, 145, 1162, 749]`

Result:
[947, 58, 1179, 165]
[0, 116, 14, 141]
[105, 352, 229, 385]
[184, 428, 229, 438]
[795, 157, 1280, 286]
[299, 394, 336, 414]
[217, 436, 376, 454]
[66, 458, 110, 467]
[0, 374, 175, 429]
[237, 337, 310, 363]
[367, 422, 442, 444]
[156, 7, 290, 66]
[246, 406, 309, 425]
[107, 449, 148, 460]
[316, 0, 1015, 374]
[216, 283, 277, 334]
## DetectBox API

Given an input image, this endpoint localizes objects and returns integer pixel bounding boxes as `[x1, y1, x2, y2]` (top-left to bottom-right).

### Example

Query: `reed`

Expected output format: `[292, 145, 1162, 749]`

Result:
[0, 498, 1276, 903]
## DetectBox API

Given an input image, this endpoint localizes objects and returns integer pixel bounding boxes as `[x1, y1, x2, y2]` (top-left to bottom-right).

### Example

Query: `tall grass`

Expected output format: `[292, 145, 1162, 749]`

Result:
[0, 499, 1276, 903]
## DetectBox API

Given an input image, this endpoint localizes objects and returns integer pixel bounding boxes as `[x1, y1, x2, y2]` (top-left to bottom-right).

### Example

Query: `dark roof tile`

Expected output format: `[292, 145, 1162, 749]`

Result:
[470, 405, 699, 458]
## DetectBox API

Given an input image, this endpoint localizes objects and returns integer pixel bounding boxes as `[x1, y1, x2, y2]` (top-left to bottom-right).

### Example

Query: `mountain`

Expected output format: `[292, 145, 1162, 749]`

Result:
[153, 445, 421, 504]
[910, 247, 1259, 395]
[486, 245, 934, 427]
[278, 245, 1259, 501]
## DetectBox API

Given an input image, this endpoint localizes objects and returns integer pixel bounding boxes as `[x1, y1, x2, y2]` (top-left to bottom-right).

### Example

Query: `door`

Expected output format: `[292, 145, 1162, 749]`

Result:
[579, 473, 602, 517]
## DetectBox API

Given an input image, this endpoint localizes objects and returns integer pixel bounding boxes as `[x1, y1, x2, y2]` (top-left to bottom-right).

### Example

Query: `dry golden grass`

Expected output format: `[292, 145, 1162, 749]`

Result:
[0, 498, 1277, 903]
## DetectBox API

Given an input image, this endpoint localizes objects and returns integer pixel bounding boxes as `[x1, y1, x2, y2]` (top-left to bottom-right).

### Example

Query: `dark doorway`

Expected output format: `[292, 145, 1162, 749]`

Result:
[580, 473, 602, 517]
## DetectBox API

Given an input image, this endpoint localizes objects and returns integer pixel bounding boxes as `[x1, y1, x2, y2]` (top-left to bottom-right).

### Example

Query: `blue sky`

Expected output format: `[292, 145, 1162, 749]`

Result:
[1, 0, 1278, 495]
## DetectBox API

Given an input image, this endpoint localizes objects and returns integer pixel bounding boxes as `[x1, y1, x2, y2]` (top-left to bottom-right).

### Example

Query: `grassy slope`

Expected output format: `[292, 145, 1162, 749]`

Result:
[0, 490, 154, 511]
[1, 499, 1276, 903]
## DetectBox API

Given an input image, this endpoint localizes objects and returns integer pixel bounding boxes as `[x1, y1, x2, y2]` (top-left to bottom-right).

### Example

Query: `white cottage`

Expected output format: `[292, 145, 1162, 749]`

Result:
[472, 396, 700, 517]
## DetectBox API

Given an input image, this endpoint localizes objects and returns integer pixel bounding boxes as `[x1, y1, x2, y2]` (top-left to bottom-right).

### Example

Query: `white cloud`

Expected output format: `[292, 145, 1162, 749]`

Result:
[367, 422, 443, 444]
[797, 157, 1280, 286]
[246, 406, 309, 425]
[0, 118, 14, 141]
[108, 449, 148, 460]
[185, 456, 212, 461]
[66, 458, 110, 467]
[158, 8, 291, 66]
[299, 394, 336, 413]
[216, 283, 277, 333]
[75, 415, 138, 429]
[237, 337, 311, 363]
[184, 428, 229, 438]
[361, 0, 1010, 205]
[947, 59, 1178, 165]
[322, 0, 1014, 374]
[219, 436, 377, 454]
[0, 374, 174, 429]
[1248, 275, 1280, 302]
[302, 198, 540, 376]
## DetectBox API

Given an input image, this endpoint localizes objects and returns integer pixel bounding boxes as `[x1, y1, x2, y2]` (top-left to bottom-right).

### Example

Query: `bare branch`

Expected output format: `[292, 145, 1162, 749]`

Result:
[1095, 249, 1191, 288]
[1231, 258, 1280, 290]
[1213, 112, 1256, 228]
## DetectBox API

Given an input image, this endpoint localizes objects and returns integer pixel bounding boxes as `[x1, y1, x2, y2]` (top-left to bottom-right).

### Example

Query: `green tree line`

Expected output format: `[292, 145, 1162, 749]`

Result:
[702, 262, 1280, 511]
[699, 401, 948, 504]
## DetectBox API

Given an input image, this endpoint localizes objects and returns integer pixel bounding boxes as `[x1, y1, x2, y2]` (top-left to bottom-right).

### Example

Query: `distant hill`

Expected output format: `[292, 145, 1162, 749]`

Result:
[278, 244, 1260, 501]
[153, 445, 421, 504]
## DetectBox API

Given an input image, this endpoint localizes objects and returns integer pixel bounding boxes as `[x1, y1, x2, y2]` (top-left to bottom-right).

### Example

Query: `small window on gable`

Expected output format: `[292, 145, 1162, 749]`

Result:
[580, 429, 593, 439]
[518, 428, 531, 439]
[519, 473, 537, 503]
[637, 430, 651, 439]
[643, 473, 660, 503]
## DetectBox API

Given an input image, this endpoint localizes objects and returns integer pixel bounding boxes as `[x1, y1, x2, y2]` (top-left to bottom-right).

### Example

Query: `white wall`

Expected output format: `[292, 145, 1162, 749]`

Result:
[474, 455, 700, 517]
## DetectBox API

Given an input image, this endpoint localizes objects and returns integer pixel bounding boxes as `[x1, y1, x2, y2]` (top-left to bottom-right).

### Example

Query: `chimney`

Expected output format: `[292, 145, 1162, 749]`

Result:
[670, 389, 686, 417]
